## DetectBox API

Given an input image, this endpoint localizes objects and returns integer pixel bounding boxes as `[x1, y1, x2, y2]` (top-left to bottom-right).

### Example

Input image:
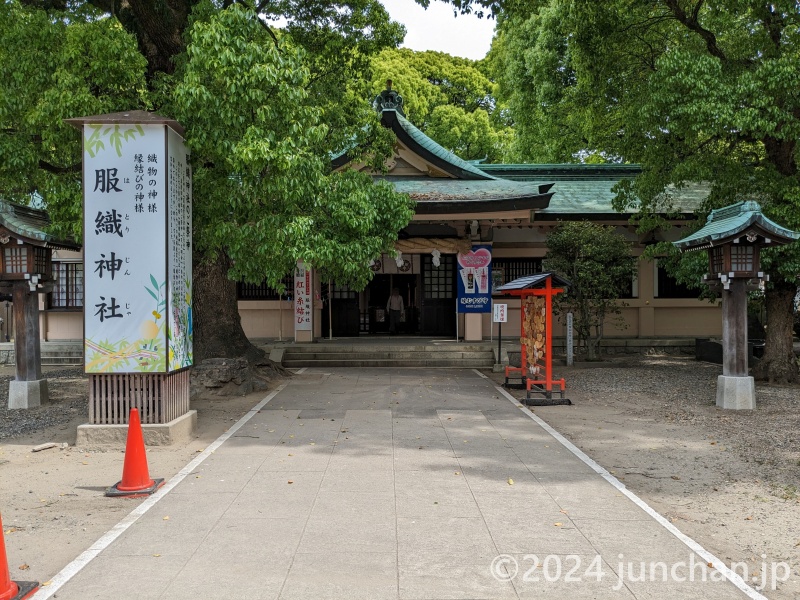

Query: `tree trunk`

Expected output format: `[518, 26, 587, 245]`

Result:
[192, 250, 265, 363]
[191, 251, 288, 396]
[752, 280, 799, 384]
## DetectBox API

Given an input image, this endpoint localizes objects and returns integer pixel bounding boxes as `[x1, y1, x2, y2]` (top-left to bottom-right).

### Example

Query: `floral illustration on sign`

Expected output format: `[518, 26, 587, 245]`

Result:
[84, 274, 167, 373]
[168, 277, 193, 371]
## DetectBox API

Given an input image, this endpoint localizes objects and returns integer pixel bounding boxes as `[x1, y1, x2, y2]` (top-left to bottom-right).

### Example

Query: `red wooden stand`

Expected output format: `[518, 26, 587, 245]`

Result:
[502, 275, 570, 405]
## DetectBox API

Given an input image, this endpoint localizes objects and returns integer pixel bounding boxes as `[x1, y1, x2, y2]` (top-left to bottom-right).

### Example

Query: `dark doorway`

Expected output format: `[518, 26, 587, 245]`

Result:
[321, 282, 360, 337]
[367, 274, 419, 334]
[419, 254, 456, 336]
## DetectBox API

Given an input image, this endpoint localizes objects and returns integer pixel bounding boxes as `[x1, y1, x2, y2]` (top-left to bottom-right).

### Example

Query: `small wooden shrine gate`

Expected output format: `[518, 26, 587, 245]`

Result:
[497, 273, 570, 406]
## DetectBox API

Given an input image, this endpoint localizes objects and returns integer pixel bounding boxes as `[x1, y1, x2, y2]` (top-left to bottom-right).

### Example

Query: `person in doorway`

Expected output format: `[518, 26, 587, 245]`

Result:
[386, 287, 404, 335]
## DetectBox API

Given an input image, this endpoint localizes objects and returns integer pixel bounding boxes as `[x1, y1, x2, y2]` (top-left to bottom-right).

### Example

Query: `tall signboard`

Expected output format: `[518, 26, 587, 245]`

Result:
[82, 121, 192, 373]
[457, 245, 492, 313]
[294, 260, 313, 331]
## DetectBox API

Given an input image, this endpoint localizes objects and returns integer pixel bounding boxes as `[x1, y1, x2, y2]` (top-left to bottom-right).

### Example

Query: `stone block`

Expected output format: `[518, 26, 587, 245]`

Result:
[76, 410, 197, 447]
[716, 375, 755, 410]
[268, 347, 285, 365]
[8, 379, 48, 409]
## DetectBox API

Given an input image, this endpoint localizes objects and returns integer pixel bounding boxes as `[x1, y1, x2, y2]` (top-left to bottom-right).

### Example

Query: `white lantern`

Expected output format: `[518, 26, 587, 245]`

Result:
[431, 249, 441, 267]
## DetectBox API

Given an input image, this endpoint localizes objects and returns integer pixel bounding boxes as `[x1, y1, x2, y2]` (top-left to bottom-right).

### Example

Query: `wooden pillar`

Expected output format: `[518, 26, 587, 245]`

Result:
[721, 278, 748, 377]
[12, 280, 42, 382]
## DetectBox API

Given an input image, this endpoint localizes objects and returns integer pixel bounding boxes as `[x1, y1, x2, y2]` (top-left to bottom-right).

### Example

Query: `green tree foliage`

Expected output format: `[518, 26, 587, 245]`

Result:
[492, 0, 800, 381]
[371, 48, 513, 161]
[0, 2, 149, 235]
[173, 6, 413, 290]
[1, 0, 414, 361]
[543, 222, 637, 360]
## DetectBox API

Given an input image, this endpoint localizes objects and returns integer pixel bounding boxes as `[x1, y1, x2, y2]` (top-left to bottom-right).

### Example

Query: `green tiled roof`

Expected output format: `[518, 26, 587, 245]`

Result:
[381, 176, 553, 204]
[539, 181, 707, 217]
[674, 201, 800, 251]
[477, 164, 707, 216]
[479, 163, 642, 181]
[0, 200, 80, 249]
[392, 112, 494, 181]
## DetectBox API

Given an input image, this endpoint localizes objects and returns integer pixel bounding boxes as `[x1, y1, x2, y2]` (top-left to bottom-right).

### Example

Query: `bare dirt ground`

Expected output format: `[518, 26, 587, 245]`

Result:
[0, 370, 274, 590]
[1, 358, 799, 599]
[488, 355, 800, 599]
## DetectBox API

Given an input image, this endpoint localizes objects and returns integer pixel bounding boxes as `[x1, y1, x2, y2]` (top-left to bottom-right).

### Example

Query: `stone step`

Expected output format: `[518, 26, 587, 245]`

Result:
[280, 344, 494, 354]
[41, 357, 83, 366]
[283, 358, 493, 368]
[282, 351, 494, 361]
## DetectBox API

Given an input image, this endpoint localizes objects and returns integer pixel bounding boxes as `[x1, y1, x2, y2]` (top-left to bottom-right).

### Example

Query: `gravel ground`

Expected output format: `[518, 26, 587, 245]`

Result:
[560, 355, 800, 486]
[0, 368, 87, 440]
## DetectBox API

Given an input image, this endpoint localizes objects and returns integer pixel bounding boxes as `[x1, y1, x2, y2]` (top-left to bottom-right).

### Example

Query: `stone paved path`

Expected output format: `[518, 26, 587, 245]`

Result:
[37, 368, 758, 600]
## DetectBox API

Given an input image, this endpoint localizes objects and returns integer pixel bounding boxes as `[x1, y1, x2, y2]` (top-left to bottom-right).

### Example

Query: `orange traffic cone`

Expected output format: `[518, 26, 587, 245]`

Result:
[106, 408, 164, 498]
[0, 514, 37, 600]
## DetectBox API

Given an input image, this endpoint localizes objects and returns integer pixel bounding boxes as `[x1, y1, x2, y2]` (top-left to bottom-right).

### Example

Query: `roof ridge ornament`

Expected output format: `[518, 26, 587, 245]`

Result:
[374, 79, 405, 116]
[707, 200, 760, 223]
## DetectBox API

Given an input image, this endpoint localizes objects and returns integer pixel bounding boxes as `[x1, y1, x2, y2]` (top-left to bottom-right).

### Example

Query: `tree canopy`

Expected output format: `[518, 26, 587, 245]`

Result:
[371, 47, 513, 162]
[490, 0, 800, 381]
[1, 0, 415, 360]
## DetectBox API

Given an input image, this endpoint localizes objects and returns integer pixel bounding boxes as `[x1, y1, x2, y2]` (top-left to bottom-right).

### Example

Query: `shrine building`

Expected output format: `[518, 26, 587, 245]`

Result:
[33, 83, 721, 347]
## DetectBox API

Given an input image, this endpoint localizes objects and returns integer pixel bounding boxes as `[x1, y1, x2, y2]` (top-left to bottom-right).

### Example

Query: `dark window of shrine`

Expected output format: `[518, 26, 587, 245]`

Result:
[49, 262, 83, 309]
[655, 263, 697, 298]
[617, 276, 636, 299]
[492, 258, 543, 286]
[423, 254, 455, 299]
[237, 274, 293, 300]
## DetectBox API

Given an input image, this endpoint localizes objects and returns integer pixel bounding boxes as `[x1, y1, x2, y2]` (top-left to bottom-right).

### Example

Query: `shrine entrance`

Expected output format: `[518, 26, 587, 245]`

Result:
[365, 274, 419, 334]
[323, 252, 457, 337]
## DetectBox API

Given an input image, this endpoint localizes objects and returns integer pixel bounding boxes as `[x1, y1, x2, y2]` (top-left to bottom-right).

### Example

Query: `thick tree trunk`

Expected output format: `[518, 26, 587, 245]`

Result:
[752, 280, 799, 384]
[191, 251, 288, 396]
[193, 250, 265, 363]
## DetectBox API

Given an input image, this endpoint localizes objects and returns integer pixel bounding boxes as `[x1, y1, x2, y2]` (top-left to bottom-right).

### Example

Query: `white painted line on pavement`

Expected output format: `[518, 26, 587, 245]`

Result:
[472, 369, 767, 600]
[31, 382, 289, 600]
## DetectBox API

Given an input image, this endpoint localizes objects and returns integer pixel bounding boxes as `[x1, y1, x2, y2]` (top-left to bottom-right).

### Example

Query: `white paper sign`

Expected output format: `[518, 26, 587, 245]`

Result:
[566, 311, 574, 366]
[83, 122, 192, 373]
[493, 303, 508, 323]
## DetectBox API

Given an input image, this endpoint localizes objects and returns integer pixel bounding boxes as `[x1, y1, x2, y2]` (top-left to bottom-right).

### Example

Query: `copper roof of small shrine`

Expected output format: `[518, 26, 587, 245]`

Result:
[496, 272, 571, 292]
[674, 201, 800, 251]
[0, 201, 81, 250]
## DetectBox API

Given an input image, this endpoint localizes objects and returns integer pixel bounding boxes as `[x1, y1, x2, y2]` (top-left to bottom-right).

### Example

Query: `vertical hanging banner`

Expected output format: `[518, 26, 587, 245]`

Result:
[294, 261, 312, 331]
[457, 245, 492, 313]
[81, 118, 192, 373]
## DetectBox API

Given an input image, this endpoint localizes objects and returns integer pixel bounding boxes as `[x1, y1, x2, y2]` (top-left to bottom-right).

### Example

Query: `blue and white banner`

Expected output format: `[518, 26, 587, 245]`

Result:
[457, 245, 492, 313]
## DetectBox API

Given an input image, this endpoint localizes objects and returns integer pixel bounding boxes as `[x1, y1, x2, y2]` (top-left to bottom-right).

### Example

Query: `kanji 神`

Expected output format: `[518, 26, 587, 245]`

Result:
[94, 252, 123, 280]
